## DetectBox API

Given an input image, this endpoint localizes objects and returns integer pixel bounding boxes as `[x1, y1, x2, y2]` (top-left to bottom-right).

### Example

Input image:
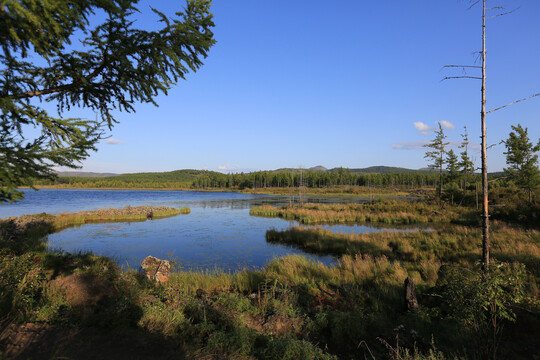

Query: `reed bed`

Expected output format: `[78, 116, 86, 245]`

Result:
[250, 200, 474, 225]
[1, 206, 190, 239]
[266, 225, 540, 286]
[53, 205, 190, 229]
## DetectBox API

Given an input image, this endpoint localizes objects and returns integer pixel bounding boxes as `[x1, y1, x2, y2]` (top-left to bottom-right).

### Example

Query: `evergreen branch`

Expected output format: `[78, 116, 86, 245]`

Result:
[6, 61, 109, 99]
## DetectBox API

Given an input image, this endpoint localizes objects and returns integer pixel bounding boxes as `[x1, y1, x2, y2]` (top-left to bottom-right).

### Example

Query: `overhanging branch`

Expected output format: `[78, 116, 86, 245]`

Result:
[5, 59, 109, 100]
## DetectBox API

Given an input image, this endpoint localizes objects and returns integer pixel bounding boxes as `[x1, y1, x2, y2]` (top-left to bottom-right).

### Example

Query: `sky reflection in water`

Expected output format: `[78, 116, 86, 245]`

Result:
[1, 189, 422, 272]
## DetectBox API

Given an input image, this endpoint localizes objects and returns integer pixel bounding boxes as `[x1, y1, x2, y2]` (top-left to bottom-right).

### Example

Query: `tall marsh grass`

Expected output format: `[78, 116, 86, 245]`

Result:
[266, 225, 540, 286]
[0, 206, 190, 249]
[250, 200, 476, 225]
[52, 205, 190, 230]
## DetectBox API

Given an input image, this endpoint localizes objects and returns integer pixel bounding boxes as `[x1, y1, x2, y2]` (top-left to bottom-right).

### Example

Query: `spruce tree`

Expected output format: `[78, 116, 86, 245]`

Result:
[458, 126, 475, 190]
[424, 123, 449, 198]
[503, 124, 540, 202]
[446, 149, 459, 183]
[0, 0, 215, 202]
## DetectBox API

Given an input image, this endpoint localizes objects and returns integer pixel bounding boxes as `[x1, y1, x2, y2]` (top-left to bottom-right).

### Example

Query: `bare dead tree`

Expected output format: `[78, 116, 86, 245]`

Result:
[443, 0, 539, 269]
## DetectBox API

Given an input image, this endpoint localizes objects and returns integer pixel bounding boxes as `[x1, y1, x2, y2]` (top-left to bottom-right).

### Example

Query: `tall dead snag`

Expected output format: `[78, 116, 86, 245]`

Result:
[443, 0, 539, 269]
[480, 0, 489, 268]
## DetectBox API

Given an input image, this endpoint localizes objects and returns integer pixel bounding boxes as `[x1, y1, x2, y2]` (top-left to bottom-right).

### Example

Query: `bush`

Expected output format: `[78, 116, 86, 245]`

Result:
[438, 262, 526, 359]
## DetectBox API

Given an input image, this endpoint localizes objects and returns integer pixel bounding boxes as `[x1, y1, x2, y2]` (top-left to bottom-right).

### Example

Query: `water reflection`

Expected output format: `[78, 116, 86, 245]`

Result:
[3, 189, 422, 273]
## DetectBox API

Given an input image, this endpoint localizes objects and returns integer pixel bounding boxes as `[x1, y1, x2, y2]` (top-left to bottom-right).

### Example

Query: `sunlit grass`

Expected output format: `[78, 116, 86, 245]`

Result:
[251, 200, 476, 225]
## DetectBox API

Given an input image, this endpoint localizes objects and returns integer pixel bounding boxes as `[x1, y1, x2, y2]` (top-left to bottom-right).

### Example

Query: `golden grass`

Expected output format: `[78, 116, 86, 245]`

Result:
[251, 200, 474, 225]
[265, 224, 540, 288]
[1, 206, 190, 237]
[52, 206, 190, 230]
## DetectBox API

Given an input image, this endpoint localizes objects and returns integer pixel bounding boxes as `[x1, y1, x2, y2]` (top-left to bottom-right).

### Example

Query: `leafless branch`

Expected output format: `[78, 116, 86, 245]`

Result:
[472, 51, 482, 64]
[442, 65, 482, 69]
[486, 93, 540, 114]
[467, 0, 481, 11]
[441, 76, 482, 82]
[488, 7, 520, 19]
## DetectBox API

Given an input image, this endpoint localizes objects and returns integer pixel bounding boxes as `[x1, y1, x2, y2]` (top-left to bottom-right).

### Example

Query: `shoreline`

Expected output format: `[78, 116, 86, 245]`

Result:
[24, 185, 415, 198]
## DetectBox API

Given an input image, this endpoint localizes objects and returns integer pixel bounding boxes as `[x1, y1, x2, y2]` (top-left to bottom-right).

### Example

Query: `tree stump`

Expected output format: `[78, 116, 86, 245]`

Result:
[404, 277, 418, 311]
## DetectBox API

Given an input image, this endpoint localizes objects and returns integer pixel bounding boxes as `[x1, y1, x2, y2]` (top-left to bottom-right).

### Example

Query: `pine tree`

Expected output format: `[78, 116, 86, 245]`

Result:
[446, 149, 459, 182]
[0, 0, 215, 203]
[458, 126, 475, 189]
[503, 124, 540, 202]
[424, 123, 449, 198]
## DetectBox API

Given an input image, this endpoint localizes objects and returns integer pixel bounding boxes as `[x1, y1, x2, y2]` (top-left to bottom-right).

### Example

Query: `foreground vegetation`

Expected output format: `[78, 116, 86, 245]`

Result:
[1, 198, 539, 359]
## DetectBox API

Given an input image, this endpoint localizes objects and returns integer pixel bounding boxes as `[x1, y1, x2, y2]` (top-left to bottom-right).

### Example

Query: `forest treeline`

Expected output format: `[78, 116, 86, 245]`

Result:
[35, 168, 491, 190]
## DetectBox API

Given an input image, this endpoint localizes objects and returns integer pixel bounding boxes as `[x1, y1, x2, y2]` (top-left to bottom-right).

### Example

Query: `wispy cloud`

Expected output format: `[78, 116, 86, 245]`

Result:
[414, 121, 455, 135]
[413, 122, 433, 133]
[392, 141, 429, 150]
[439, 120, 455, 130]
[105, 138, 124, 145]
[217, 163, 240, 171]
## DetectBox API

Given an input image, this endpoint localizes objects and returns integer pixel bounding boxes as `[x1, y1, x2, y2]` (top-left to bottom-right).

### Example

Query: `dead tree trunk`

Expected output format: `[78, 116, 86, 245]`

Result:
[481, 0, 490, 269]
[404, 277, 418, 311]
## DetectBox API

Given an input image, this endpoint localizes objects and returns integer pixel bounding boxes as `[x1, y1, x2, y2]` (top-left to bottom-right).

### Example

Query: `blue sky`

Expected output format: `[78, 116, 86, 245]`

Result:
[54, 0, 540, 174]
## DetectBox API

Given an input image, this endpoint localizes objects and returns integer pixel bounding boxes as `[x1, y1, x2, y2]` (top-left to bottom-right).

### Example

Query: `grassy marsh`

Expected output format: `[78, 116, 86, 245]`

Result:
[0, 206, 190, 254]
[1, 200, 539, 359]
[250, 200, 476, 225]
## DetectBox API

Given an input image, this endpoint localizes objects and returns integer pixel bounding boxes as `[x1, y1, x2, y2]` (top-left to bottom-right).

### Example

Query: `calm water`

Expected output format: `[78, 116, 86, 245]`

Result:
[1, 189, 414, 272]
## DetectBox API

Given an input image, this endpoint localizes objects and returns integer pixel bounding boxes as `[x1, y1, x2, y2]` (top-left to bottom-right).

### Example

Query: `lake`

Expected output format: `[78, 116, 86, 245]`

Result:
[1, 189, 414, 272]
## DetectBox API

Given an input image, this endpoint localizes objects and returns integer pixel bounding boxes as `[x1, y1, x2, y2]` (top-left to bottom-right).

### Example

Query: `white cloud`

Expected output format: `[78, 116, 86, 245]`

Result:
[217, 163, 240, 171]
[413, 122, 433, 132]
[439, 120, 455, 130]
[392, 141, 429, 150]
[105, 138, 124, 145]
